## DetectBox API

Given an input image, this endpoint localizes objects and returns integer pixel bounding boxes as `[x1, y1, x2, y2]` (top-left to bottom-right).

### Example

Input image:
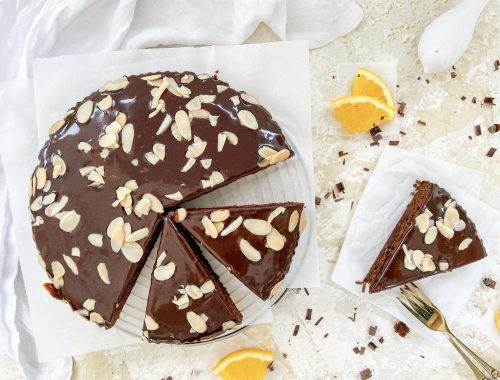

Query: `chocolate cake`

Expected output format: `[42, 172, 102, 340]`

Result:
[28, 71, 293, 328]
[143, 216, 242, 343]
[364, 181, 487, 293]
[175, 202, 306, 299]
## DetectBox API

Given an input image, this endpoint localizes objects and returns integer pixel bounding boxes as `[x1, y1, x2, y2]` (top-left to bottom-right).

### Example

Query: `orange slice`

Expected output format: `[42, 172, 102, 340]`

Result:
[352, 67, 396, 113]
[331, 95, 395, 134]
[496, 309, 500, 332]
[212, 348, 274, 380]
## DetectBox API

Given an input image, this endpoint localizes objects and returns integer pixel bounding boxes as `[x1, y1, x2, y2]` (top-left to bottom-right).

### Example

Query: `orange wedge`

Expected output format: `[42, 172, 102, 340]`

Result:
[352, 67, 396, 113]
[331, 95, 395, 134]
[496, 309, 500, 332]
[212, 348, 274, 380]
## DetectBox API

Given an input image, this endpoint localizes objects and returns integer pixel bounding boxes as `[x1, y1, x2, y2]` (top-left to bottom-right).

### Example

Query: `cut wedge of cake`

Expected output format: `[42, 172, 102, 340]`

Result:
[175, 202, 306, 300]
[143, 216, 242, 343]
[364, 181, 487, 293]
[29, 71, 294, 327]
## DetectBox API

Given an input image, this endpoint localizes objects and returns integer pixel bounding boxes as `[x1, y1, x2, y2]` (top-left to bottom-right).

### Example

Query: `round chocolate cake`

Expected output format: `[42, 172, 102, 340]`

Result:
[28, 71, 294, 334]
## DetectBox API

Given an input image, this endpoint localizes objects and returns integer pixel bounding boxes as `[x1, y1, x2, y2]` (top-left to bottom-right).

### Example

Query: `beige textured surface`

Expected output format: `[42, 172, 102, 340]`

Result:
[2, 0, 500, 378]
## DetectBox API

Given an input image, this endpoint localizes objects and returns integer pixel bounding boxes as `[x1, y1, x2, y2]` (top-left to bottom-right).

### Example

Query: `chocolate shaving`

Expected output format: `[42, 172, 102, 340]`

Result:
[305, 308, 312, 321]
[282, 353, 288, 359]
[361, 282, 367, 293]
[367, 342, 377, 351]
[472, 97, 477, 104]
[400, 130, 406, 136]
[324, 191, 332, 199]
[303, 288, 309, 296]
[484, 97, 496, 105]
[336, 182, 345, 193]
[350, 201, 354, 210]
[324, 333, 329, 338]
[314, 317, 324, 326]
[370, 141, 380, 147]
[43, 283, 63, 300]
[394, 321, 410, 337]
[451, 72, 457, 79]
[483, 277, 496, 289]
[368, 326, 377, 336]
[475, 125, 482, 136]
[353, 347, 360, 354]
[460, 96, 466, 101]
[315, 196, 322, 206]
[360, 368, 372, 380]
[417, 120, 426, 126]
[339, 151, 348, 157]
[363, 168, 370, 172]
[342, 158, 346, 165]
[293, 324, 300, 336]
[370, 126, 382, 137]
[348, 310, 357, 322]
[389, 140, 399, 146]
[486, 147, 497, 157]
[488, 124, 499, 133]
[334, 197, 344, 202]
[378, 336, 385, 344]
[397, 102, 406, 117]
[495, 60, 500, 71]
[425, 79, 430, 84]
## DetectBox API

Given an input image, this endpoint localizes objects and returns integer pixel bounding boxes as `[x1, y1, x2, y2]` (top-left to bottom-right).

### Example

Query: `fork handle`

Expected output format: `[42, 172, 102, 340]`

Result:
[444, 331, 499, 379]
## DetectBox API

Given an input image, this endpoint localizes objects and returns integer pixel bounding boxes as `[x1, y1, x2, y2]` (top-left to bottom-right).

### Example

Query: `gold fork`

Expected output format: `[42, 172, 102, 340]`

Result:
[397, 282, 499, 380]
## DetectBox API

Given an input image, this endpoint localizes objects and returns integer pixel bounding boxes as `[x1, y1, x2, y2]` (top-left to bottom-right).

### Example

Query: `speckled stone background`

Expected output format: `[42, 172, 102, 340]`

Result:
[2, 0, 500, 379]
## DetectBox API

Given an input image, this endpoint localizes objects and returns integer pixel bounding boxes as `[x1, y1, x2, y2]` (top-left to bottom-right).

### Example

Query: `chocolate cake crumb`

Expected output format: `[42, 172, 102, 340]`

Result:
[483, 277, 496, 289]
[315, 196, 322, 206]
[368, 326, 377, 336]
[488, 124, 499, 133]
[305, 308, 312, 321]
[394, 321, 410, 337]
[472, 97, 477, 104]
[293, 325, 300, 336]
[460, 96, 466, 101]
[417, 120, 426, 126]
[486, 147, 497, 157]
[475, 125, 482, 136]
[353, 347, 360, 354]
[367, 342, 377, 351]
[417, 77, 421, 80]
[468, 136, 472, 140]
[484, 97, 496, 105]
[397, 102, 406, 117]
[451, 72, 457, 79]
[425, 79, 430, 84]
[389, 140, 399, 146]
[378, 337, 385, 344]
[336, 182, 345, 193]
[315, 317, 324, 326]
[360, 368, 372, 379]
[282, 353, 288, 359]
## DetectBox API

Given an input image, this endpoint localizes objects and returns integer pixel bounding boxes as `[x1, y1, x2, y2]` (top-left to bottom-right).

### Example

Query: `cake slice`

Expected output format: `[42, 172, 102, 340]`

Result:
[364, 181, 487, 293]
[175, 202, 306, 300]
[143, 215, 242, 343]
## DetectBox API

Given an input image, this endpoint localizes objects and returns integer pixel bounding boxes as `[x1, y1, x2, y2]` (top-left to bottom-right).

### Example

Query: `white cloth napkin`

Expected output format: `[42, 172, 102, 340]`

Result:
[0, 1, 364, 377]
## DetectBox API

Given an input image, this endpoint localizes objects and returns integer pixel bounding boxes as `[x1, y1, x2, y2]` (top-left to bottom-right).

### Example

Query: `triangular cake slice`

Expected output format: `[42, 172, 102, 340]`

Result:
[175, 202, 306, 300]
[143, 215, 242, 343]
[364, 181, 487, 293]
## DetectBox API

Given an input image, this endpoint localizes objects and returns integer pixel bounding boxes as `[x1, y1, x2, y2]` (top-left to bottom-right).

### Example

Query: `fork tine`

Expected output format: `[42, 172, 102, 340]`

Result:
[409, 282, 437, 308]
[403, 284, 436, 316]
[400, 288, 434, 319]
[397, 297, 428, 325]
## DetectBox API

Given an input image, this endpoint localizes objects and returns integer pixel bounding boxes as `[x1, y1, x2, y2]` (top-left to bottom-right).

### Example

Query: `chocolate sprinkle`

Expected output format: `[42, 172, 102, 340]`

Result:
[293, 324, 300, 336]
[324, 191, 332, 199]
[394, 321, 410, 337]
[314, 316, 324, 326]
[486, 147, 497, 157]
[363, 168, 370, 172]
[336, 182, 345, 193]
[368, 326, 377, 336]
[397, 102, 406, 117]
[324, 333, 329, 338]
[389, 140, 399, 146]
[305, 308, 312, 321]
[360, 368, 372, 380]
[303, 288, 309, 296]
[367, 342, 377, 351]
[315, 196, 322, 206]
[378, 336, 385, 344]
[475, 125, 482, 136]
[483, 277, 496, 289]
[417, 120, 426, 126]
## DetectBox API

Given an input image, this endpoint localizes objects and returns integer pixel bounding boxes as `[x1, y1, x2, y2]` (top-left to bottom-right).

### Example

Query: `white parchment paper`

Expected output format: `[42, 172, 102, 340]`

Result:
[6, 41, 318, 361]
[332, 146, 500, 341]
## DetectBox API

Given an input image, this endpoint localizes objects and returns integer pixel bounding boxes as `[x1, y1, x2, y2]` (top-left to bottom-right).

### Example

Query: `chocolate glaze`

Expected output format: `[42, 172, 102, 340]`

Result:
[145, 216, 242, 343]
[29, 71, 293, 327]
[365, 181, 487, 293]
[178, 202, 304, 299]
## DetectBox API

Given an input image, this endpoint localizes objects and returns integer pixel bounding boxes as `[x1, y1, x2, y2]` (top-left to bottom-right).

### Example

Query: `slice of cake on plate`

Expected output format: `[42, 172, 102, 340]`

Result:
[143, 215, 242, 343]
[175, 202, 306, 300]
[364, 181, 487, 293]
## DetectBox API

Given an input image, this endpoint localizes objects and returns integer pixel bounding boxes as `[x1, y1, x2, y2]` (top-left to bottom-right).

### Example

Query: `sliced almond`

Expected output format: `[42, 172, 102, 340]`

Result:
[38, 255, 46, 270]
[217, 85, 228, 93]
[202, 216, 218, 238]
[63, 254, 79, 275]
[185, 284, 203, 300]
[89, 312, 104, 324]
[77, 100, 94, 124]
[243, 219, 272, 236]
[145, 151, 160, 165]
[209, 171, 224, 187]
[421, 255, 436, 272]
[78, 142, 92, 153]
[181, 74, 194, 84]
[157, 114, 172, 135]
[144, 315, 159, 331]
[121, 242, 144, 263]
[436, 220, 454, 240]
[200, 280, 215, 294]
[222, 131, 238, 145]
[230, 95, 240, 106]
[175, 110, 191, 141]
[415, 213, 430, 234]
[134, 197, 151, 217]
[240, 93, 259, 105]
[45, 195, 68, 217]
[121, 123, 134, 154]
[268, 206, 286, 224]
[181, 157, 196, 172]
[200, 159, 212, 169]
[49, 119, 66, 135]
[97, 263, 110, 284]
[185, 96, 201, 111]
[42, 179, 51, 192]
[30, 196, 43, 211]
[214, 221, 224, 233]
[266, 228, 285, 251]
[199, 94, 216, 103]
[143, 193, 164, 213]
[239, 239, 262, 262]
[444, 207, 459, 229]
[403, 247, 417, 270]
[88, 233, 103, 247]
[154, 262, 176, 281]
[97, 95, 113, 111]
[111, 227, 125, 252]
[83, 299, 96, 311]
[116, 186, 131, 202]
[53, 277, 64, 289]
[299, 210, 307, 233]
[458, 238, 472, 251]
[439, 259, 450, 271]
[454, 219, 466, 232]
[258, 146, 278, 159]
[116, 112, 127, 127]
[125, 227, 149, 242]
[412, 250, 425, 268]
[99, 132, 118, 148]
[71, 247, 81, 257]
[185, 136, 207, 159]
[152, 143, 166, 160]
[270, 149, 291, 165]
[106, 217, 124, 238]
[209, 115, 219, 127]
[59, 210, 80, 232]
[100, 76, 129, 92]
[217, 132, 227, 152]
[51, 260, 65, 279]
[106, 121, 122, 134]
[35, 167, 47, 190]
[164, 191, 183, 201]
[424, 225, 438, 244]
[186, 311, 207, 333]
[221, 216, 243, 237]
[237, 110, 258, 130]
[142, 74, 162, 82]
[288, 210, 299, 232]
[210, 209, 230, 223]
[174, 208, 187, 222]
